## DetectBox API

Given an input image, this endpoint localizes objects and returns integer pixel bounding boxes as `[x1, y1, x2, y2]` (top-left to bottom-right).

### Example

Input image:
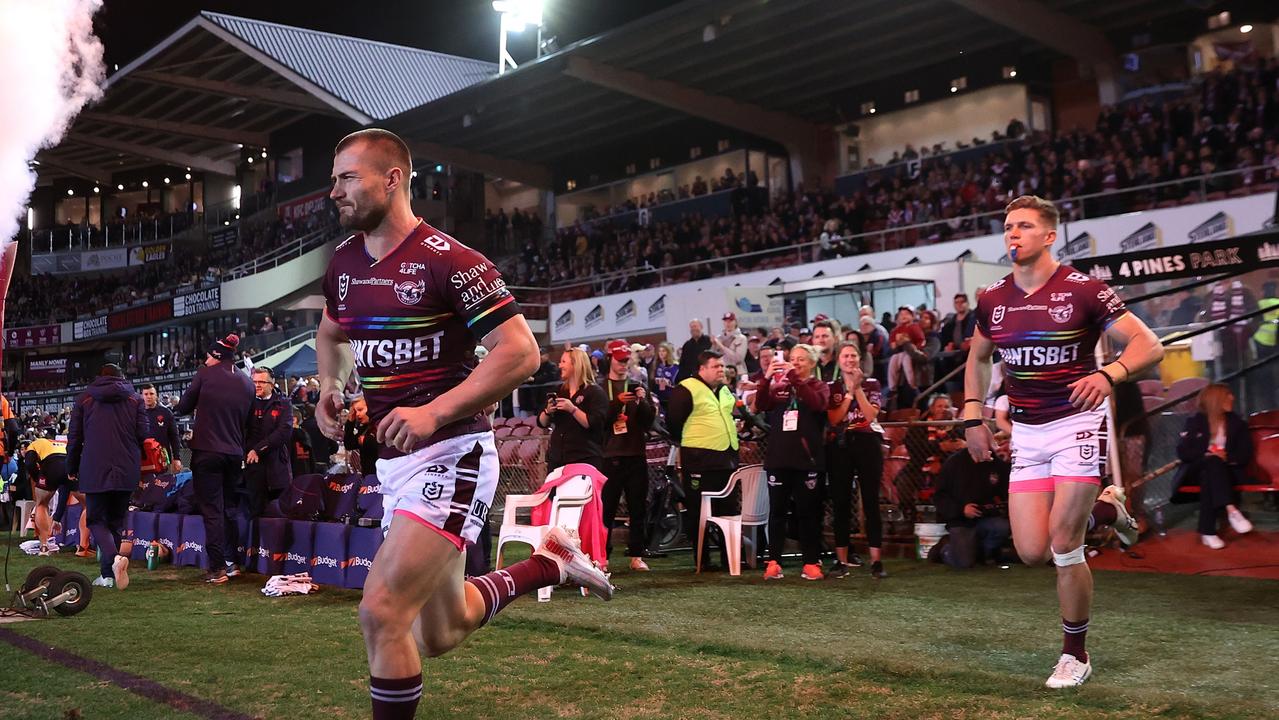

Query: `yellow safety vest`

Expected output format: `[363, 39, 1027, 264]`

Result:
[677, 378, 739, 452]
[27, 437, 66, 461]
[1255, 298, 1279, 347]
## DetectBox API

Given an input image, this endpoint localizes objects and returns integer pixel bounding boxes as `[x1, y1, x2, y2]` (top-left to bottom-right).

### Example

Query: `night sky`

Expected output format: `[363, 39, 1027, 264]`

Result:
[97, 0, 682, 70]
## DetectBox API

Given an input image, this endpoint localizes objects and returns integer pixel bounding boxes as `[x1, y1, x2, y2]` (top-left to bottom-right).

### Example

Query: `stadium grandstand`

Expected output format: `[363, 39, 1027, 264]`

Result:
[2, 0, 1279, 717]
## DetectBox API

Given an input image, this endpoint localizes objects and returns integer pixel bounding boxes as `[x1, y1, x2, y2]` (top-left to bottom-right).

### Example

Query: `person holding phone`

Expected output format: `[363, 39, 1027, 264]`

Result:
[538, 347, 608, 472]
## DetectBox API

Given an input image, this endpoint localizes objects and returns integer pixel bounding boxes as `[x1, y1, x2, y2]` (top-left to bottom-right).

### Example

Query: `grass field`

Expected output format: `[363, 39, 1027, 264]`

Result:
[0, 541, 1275, 720]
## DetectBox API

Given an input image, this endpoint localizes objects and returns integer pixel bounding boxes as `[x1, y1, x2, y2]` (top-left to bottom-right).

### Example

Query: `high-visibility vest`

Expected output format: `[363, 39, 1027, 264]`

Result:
[1255, 298, 1279, 347]
[677, 378, 738, 452]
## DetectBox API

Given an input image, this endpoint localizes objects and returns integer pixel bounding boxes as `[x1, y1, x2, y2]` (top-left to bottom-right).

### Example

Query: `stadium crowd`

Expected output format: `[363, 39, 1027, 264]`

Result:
[505, 60, 1279, 290]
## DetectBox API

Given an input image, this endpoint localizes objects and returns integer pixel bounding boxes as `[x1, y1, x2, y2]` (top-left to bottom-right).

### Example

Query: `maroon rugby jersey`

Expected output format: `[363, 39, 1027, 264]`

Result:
[974, 264, 1127, 425]
[322, 220, 521, 458]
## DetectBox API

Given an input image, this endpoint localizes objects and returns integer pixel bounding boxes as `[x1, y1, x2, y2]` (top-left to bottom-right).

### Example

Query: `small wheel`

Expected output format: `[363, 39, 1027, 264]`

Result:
[21, 566, 62, 595]
[47, 571, 93, 617]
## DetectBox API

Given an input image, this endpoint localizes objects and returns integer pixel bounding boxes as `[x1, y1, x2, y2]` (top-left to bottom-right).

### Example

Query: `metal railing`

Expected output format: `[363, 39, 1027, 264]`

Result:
[521, 164, 1276, 297]
[223, 227, 335, 279]
[30, 215, 197, 254]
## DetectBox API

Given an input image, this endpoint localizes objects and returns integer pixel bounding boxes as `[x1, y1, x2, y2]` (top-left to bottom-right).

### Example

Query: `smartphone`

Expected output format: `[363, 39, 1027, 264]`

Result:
[546, 392, 557, 408]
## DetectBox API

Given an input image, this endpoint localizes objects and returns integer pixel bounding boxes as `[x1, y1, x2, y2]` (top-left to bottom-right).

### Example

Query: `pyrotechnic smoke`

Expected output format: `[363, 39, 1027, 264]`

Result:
[0, 0, 106, 248]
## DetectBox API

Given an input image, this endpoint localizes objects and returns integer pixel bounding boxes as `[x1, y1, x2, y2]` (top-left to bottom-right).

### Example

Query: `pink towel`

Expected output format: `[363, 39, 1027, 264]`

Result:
[529, 463, 608, 564]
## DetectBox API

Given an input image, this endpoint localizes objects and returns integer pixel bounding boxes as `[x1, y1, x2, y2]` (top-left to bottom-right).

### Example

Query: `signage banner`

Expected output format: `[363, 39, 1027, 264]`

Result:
[108, 300, 173, 334]
[129, 243, 171, 266]
[173, 286, 221, 318]
[723, 287, 786, 331]
[4, 324, 62, 349]
[26, 357, 67, 381]
[1070, 230, 1279, 285]
[278, 189, 329, 222]
[73, 315, 108, 341]
[79, 247, 129, 273]
[209, 225, 238, 249]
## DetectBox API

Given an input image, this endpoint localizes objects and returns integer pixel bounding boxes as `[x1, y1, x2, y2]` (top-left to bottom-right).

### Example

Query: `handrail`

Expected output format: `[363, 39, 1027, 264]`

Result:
[224, 227, 334, 279]
[253, 329, 317, 360]
[531, 164, 1275, 294]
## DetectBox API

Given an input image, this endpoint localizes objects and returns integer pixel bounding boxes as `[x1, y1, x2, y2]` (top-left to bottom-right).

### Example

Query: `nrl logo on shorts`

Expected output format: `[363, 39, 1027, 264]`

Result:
[992, 305, 1006, 324]
[338, 273, 350, 301]
[394, 280, 426, 306]
[1048, 304, 1074, 324]
[423, 481, 444, 500]
[1079, 445, 1096, 460]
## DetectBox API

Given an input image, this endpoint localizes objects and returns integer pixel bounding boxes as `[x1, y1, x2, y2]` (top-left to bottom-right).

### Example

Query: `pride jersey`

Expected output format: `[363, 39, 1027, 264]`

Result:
[975, 264, 1127, 425]
[322, 220, 521, 458]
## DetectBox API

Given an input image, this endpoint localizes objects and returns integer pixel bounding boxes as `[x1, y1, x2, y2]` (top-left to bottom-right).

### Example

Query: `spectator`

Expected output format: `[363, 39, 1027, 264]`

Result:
[811, 320, 840, 382]
[301, 403, 336, 475]
[1173, 384, 1254, 549]
[825, 342, 886, 578]
[175, 333, 255, 583]
[652, 342, 680, 408]
[713, 312, 748, 374]
[886, 306, 927, 408]
[244, 367, 294, 518]
[66, 364, 148, 589]
[678, 319, 712, 380]
[666, 350, 740, 571]
[743, 335, 763, 375]
[538, 348, 608, 472]
[139, 383, 181, 474]
[938, 293, 977, 390]
[859, 316, 889, 383]
[23, 436, 85, 556]
[599, 340, 657, 572]
[755, 344, 830, 581]
[290, 412, 314, 479]
[931, 432, 1012, 569]
[342, 396, 380, 478]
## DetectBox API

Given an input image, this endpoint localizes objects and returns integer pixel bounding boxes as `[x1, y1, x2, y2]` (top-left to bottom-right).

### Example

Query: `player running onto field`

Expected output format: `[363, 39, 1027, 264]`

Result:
[317, 129, 612, 719]
[963, 195, 1162, 688]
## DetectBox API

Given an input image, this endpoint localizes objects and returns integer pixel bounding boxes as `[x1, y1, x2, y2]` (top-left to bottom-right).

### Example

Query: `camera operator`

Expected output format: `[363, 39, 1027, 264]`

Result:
[931, 431, 1012, 568]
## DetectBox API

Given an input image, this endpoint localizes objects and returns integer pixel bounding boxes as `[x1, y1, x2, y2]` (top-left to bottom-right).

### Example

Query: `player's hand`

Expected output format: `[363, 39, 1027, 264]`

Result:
[1066, 372, 1112, 411]
[965, 422, 995, 463]
[553, 398, 577, 414]
[376, 405, 441, 455]
[317, 388, 345, 441]
[964, 503, 983, 519]
[245, 450, 259, 464]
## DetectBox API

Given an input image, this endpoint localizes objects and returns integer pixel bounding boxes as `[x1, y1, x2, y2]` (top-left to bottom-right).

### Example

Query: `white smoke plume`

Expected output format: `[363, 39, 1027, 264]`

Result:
[0, 0, 106, 247]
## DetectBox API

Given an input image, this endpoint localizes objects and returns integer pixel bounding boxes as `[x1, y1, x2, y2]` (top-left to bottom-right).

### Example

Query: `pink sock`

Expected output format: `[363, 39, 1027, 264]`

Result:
[466, 556, 561, 627]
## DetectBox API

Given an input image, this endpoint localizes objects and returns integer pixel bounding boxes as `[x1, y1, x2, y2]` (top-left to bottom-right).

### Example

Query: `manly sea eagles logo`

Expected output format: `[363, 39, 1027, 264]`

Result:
[338, 273, 350, 301]
[1049, 304, 1074, 324]
[394, 280, 426, 306]
[991, 305, 1006, 325]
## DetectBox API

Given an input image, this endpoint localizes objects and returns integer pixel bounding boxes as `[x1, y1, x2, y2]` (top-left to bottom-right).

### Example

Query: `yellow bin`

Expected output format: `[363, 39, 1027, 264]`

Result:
[1158, 339, 1203, 385]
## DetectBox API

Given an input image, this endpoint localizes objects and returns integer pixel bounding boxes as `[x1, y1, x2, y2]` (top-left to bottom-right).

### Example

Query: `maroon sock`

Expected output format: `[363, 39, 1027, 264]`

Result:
[1062, 618, 1089, 663]
[1088, 500, 1117, 530]
[465, 556, 561, 627]
[370, 674, 422, 720]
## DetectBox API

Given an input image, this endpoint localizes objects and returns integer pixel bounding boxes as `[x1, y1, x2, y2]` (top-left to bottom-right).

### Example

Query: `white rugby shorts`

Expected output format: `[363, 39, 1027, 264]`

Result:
[375, 431, 498, 550]
[1009, 403, 1107, 493]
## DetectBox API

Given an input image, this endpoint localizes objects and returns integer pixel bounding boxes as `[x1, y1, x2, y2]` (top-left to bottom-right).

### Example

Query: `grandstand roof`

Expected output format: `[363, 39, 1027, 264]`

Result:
[34, 12, 496, 185]
[385, 0, 1193, 173]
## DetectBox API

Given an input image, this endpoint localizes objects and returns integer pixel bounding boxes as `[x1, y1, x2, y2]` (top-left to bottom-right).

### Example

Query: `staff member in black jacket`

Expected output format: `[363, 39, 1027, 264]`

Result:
[1173, 384, 1255, 549]
[599, 340, 657, 572]
[67, 364, 149, 590]
[176, 333, 254, 583]
[756, 344, 830, 582]
[139, 383, 181, 474]
[932, 433, 1012, 569]
[244, 367, 294, 518]
[678, 319, 712, 381]
[666, 350, 739, 571]
[537, 347, 608, 471]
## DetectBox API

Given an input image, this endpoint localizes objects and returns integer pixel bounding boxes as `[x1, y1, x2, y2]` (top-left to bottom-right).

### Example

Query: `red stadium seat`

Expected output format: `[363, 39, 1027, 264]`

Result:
[1137, 379, 1165, 397]
[1248, 409, 1279, 430]
[1142, 396, 1166, 413]
[887, 409, 920, 422]
[881, 426, 907, 447]
[510, 424, 532, 437]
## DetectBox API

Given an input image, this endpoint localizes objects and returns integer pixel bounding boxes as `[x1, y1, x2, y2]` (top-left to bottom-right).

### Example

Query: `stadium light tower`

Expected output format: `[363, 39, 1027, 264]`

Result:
[493, 0, 544, 74]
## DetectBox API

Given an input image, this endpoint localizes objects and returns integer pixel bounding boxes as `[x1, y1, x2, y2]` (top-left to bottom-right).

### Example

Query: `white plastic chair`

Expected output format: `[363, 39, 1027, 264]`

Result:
[697, 464, 769, 576]
[12, 499, 35, 536]
[495, 468, 594, 601]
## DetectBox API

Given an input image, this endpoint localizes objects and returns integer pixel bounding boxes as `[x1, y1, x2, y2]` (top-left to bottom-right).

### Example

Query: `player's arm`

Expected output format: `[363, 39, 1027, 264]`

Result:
[316, 313, 353, 440]
[962, 328, 997, 462]
[1067, 312, 1164, 412]
[377, 314, 540, 453]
